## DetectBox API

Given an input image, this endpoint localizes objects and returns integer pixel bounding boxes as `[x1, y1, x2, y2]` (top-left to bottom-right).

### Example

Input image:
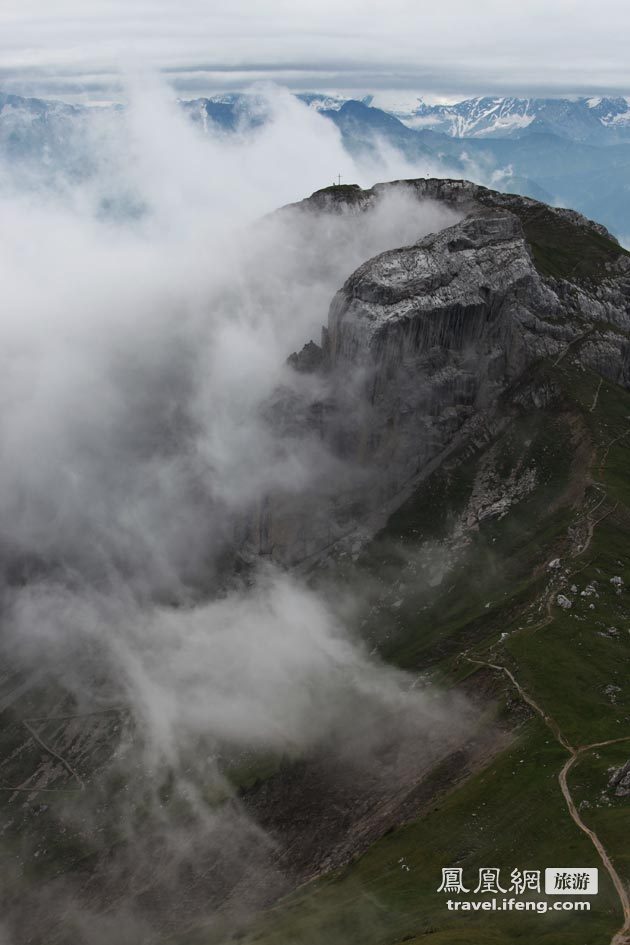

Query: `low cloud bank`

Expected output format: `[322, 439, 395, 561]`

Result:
[0, 80, 473, 942]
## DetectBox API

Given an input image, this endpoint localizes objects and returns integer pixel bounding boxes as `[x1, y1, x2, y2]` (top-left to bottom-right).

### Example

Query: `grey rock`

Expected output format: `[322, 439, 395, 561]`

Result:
[287, 340, 325, 373]
[608, 760, 630, 796]
[248, 179, 630, 565]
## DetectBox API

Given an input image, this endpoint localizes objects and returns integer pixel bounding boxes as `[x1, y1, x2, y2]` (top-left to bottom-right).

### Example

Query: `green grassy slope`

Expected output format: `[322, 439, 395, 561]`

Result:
[222, 360, 630, 945]
[3, 357, 629, 945]
[481, 199, 630, 283]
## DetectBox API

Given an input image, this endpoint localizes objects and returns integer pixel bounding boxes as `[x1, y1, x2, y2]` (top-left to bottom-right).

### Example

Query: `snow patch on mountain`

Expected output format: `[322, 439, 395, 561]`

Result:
[297, 93, 355, 112]
[367, 92, 423, 117]
[387, 95, 630, 141]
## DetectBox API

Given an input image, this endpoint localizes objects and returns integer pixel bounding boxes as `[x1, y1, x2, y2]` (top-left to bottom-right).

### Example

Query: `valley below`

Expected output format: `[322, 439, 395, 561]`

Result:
[1, 178, 630, 945]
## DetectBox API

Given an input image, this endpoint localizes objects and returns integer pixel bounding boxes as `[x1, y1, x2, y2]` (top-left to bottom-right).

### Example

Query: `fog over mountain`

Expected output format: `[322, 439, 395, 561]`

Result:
[3, 4, 630, 944]
[0, 82, 478, 942]
[1, 80, 466, 739]
[2, 85, 629, 248]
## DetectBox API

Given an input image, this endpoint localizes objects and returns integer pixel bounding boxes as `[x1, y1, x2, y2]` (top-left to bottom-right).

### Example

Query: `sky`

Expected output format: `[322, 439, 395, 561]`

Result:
[1, 0, 630, 103]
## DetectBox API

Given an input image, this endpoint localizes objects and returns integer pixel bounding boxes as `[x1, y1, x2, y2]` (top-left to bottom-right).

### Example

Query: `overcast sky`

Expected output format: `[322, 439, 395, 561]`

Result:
[1, 0, 629, 103]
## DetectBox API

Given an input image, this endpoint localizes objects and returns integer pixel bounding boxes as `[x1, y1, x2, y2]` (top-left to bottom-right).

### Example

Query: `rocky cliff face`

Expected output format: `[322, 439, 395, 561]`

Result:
[251, 179, 630, 565]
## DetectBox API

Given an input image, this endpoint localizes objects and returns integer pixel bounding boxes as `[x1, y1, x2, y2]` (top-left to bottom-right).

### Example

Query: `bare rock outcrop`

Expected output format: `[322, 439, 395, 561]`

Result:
[250, 179, 630, 564]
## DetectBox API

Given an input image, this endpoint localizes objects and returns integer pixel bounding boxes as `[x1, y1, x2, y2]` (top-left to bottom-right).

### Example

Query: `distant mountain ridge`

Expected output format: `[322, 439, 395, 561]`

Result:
[1, 89, 630, 242]
[2, 88, 630, 142]
[294, 93, 630, 143]
[182, 91, 630, 144]
[384, 95, 630, 142]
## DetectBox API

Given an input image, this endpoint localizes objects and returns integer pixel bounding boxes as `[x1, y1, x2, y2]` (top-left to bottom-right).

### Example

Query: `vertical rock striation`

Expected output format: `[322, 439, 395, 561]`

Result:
[252, 180, 630, 564]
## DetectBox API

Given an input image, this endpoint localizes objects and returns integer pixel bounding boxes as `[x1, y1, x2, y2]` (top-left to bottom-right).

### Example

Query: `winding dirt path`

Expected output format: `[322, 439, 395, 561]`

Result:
[21, 719, 85, 791]
[512, 482, 612, 638]
[560, 743, 630, 945]
[467, 657, 630, 945]
[460, 380, 630, 938]
[590, 378, 604, 413]
[0, 708, 124, 795]
[599, 431, 630, 480]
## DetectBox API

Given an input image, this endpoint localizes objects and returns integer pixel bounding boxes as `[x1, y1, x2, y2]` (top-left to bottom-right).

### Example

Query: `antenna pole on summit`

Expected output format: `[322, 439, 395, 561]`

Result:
[337, 173, 342, 186]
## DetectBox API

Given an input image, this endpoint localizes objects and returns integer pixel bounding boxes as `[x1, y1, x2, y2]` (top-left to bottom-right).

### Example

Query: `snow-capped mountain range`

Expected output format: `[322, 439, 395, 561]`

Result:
[297, 93, 630, 143]
[381, 95, 630, 141]
[2, 89, 630, 147]
[2, 90, 630, 242]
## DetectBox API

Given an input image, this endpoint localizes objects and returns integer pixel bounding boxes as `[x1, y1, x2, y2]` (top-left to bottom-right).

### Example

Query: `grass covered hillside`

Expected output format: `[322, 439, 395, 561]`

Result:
[211, 357, 630, 945]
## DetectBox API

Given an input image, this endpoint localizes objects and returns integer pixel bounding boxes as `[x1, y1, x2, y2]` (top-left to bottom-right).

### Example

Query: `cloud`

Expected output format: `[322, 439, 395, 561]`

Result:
[0, 78, 461, 710]
[7, 569, 469, 766]
[0, 81, 475, 940]
[1, 1, 630, 100]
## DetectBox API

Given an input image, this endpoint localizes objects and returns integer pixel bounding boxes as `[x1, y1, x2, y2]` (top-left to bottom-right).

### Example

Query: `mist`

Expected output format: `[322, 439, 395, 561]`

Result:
[0, 79, 474, 942]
